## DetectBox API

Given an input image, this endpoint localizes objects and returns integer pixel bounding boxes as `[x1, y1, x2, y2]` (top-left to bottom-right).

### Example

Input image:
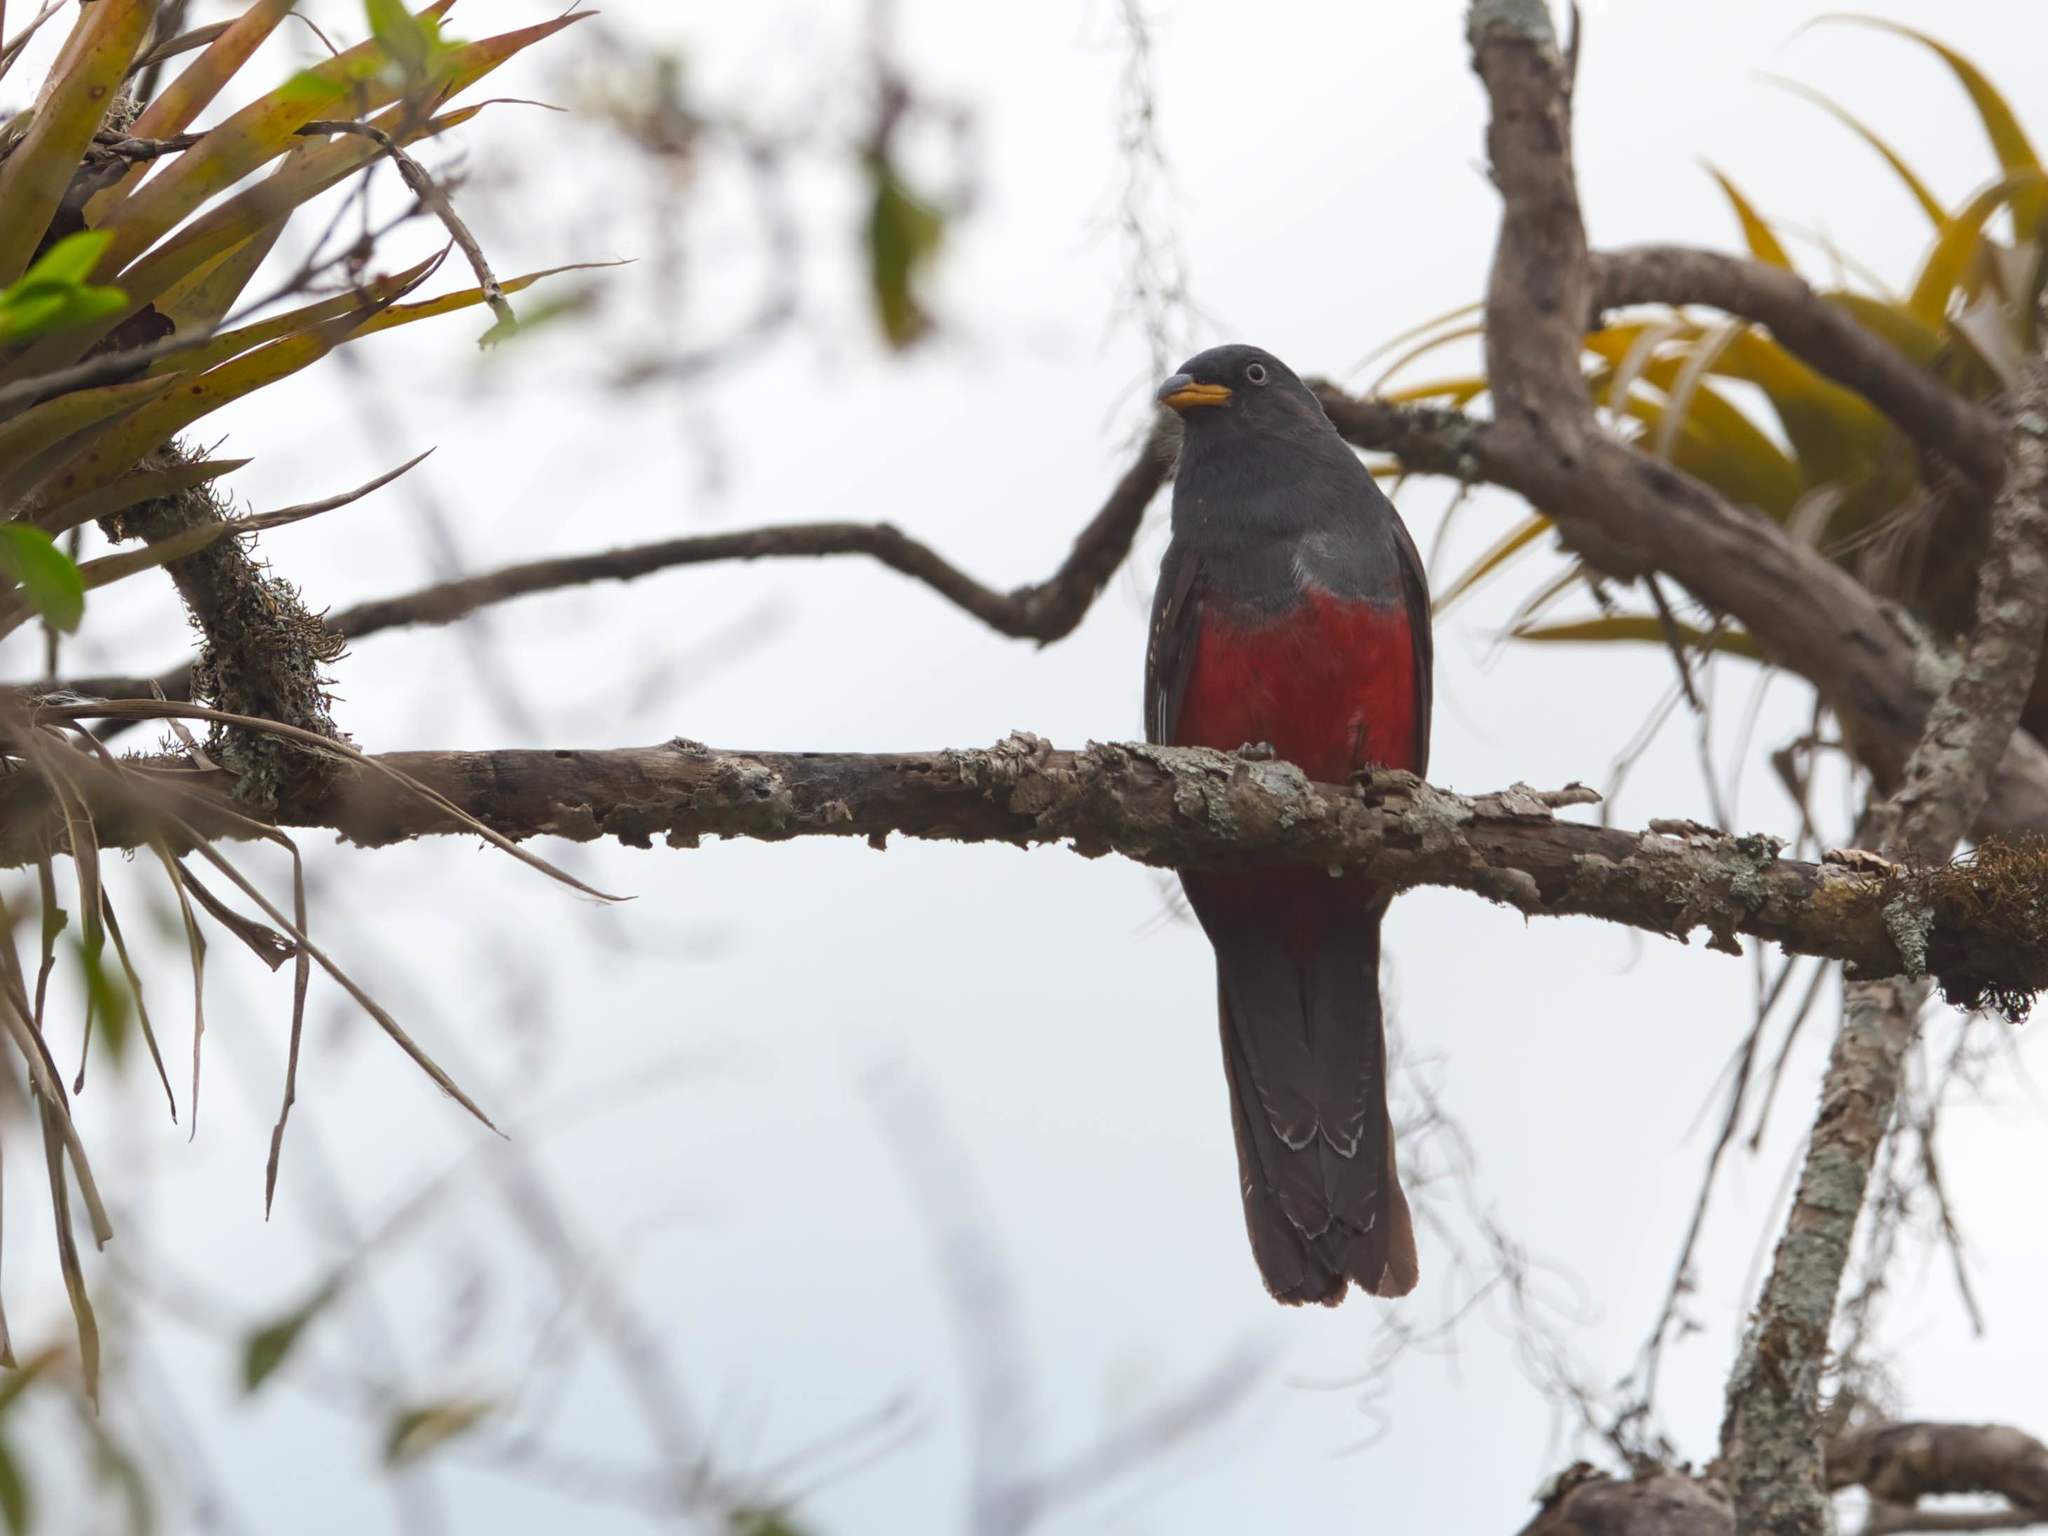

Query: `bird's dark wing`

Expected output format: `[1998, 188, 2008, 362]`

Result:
[1388, 513, 1433, 775]
[1144, 536, 1206, 745]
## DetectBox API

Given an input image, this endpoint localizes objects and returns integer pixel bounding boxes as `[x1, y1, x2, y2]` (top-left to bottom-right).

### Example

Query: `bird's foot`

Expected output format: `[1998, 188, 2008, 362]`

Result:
[1233, 740, 1277, 761]
[1352, 765, 1424, 799]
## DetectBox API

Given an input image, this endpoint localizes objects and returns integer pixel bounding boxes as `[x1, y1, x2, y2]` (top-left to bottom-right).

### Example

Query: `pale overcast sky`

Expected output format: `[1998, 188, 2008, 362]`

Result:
[7, 2, 2048, 1531]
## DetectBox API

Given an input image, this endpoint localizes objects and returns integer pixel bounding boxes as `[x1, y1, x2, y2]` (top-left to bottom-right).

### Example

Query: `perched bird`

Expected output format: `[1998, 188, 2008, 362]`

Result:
[1145, 343, 1433, 1305]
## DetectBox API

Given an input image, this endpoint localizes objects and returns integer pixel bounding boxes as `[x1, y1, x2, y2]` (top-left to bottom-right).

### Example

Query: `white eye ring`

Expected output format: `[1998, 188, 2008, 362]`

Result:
[1245, 362, 1269, 385]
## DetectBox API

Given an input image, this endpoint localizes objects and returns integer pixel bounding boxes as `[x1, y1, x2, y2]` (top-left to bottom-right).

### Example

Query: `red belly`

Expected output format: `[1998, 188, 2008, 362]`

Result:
[1172, 589, 1420, 781]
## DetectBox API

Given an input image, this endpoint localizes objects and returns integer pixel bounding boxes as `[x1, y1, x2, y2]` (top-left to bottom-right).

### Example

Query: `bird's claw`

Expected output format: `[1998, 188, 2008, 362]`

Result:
[1234, 740, 1277, 761]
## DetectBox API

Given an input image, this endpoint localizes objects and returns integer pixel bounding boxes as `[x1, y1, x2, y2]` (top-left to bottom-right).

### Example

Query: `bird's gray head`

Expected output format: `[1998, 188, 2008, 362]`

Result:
[1155, 344, 1331, 443]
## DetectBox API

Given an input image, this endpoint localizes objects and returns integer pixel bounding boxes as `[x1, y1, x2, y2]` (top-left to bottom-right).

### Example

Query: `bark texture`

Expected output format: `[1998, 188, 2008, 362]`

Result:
[11, 729, 2048, 1003]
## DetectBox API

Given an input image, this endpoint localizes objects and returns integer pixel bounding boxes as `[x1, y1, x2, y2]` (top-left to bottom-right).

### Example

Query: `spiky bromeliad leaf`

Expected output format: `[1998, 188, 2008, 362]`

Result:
[0, 11, 580, 386]
[92, 1, 461, 274]
[1764, 75, 1950, 229]
[0, 0, 157, 286]
[157, 256, 617, 379]
[1905, 169, 2045, 327]
[1818, 15, 2048, 233]
[0, 375, 175, 497]
[86, 0, 301, 220]
[1512, 614, 1762, 659]
[1705, 165, 1794, 268]
[1435, 512, 1555, 617]
[31, 309, 378, 514]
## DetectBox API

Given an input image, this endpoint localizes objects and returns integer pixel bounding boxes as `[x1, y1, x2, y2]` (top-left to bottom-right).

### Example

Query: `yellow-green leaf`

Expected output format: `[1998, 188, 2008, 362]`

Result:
[1346, 299, 1485, 377]
[1596, 361, 1806, 518]
[365, 0, 450, 84]
[75, 932, 135, 1068]
[1712, 327, 1899, 486]
[1816, 17, 2047, 233]
[241, 1280, 340, 1394]
[1379, 375, 1489, 408]
[148, 249, 450, 376]
[385, 1399, 493, 1465]
[1705, 164, 1793, 269]
[867, 159, 943, 348]
[1764, 75, 1949, 230]
[1435, 512, 1553, 616]
[0, 1436, 26, 1536]
[1824, 292, 1950, 367]
[1365, 320, 1486, 395]
[1906, 169, 2044, 326]
[0, 525, 84, 631]
[1513, 613, 1761, 659]
[34, 311, 372, 509]
[0, 0, 156, 285]
[151, 215, 293, 334]
[0, 374, 174, 484]
[94, 1, 469, 274]
[346, 260, 622, 344]
[88, 0, 300, 221]
[102, 7, 587, 306]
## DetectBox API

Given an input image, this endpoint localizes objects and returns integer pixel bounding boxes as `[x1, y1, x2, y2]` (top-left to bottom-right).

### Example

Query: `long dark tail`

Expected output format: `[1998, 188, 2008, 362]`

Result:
[1199, 891, 1416, 1305]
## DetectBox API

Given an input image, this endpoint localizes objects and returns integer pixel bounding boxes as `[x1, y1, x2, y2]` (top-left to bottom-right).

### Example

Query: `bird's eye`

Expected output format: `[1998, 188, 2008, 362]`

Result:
[1245, 362, 1269, 385]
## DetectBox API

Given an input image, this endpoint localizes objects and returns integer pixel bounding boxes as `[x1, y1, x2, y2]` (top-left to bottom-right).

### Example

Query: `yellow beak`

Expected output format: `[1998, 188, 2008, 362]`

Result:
[1157, 375, 1232, 411]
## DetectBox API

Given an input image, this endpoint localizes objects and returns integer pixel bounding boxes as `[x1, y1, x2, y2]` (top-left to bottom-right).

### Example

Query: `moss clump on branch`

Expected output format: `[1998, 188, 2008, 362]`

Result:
[104, 441, 347, 813]
[1913, 834, 2048, 1022]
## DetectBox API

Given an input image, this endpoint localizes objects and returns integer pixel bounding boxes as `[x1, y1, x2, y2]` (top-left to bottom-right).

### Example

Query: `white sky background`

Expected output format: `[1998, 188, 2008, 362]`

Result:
[8, 0, 2048, 1530]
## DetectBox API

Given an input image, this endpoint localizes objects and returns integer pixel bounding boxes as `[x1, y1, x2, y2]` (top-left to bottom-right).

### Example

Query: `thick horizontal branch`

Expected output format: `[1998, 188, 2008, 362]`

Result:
[1593, 244, 2006, 491]
[16, 732, 2048, 1001]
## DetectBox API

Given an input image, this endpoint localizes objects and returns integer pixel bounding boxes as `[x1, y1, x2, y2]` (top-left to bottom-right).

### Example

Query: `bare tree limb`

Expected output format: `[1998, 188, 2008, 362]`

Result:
[323, 414, 1171, 643]
[1833, 1423, 2048, 1536]
[1592, 245, 2006, 492]
[40, 416, 1179, 718]
[1516, 1423, 2048, 1536]
[10, 729, 2048, 1001]
[298, 118, 517, 339]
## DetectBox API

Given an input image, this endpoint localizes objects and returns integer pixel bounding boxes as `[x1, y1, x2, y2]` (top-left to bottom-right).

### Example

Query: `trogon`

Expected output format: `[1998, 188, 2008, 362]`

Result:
[1144, 344, 1433, 1305]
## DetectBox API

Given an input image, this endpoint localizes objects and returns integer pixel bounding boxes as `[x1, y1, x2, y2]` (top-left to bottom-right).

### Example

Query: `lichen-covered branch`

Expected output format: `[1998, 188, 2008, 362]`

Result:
[10, 730, 2048, 1002]
[1722, 364, 2048, 1532]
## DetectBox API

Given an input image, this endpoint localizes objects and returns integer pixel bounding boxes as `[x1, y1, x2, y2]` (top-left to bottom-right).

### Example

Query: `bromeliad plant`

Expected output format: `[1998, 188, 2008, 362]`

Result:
[0, 0, 602, 1414]
[1382, 20, 2043, 677]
